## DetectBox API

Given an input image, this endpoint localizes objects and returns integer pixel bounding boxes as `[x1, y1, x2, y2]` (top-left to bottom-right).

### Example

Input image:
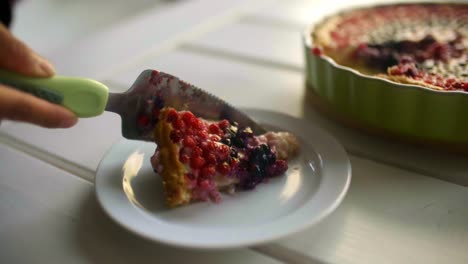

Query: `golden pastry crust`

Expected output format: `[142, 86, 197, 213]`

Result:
[153, 109, 192, 207]
[377, 73, 444, 91]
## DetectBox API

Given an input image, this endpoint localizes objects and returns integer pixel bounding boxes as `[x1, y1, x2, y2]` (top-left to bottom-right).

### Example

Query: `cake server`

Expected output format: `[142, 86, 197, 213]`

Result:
[0, 69, 267, 141]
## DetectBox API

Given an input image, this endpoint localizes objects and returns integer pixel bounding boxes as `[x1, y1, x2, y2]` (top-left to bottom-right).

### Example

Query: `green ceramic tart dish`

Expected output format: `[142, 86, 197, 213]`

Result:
[303, 2, 468, 152]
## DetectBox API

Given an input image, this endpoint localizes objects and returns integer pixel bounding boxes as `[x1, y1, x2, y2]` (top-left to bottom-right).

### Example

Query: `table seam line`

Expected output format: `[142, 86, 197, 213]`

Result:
[348, 149, 468, 187]
[181, 43, 303, 73]
[240, 14, 306, 31]
[0, 132, 94, 184]
[251, 243, 329, 264]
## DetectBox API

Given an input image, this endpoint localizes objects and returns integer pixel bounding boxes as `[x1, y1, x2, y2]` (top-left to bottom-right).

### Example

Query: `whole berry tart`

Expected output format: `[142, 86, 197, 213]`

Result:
[149, 107, 299, 207]
[312, 3, 467, 91]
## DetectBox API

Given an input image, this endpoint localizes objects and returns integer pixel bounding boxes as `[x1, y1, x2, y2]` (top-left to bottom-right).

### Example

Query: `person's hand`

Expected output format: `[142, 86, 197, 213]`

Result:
[0, 24, 77, 128]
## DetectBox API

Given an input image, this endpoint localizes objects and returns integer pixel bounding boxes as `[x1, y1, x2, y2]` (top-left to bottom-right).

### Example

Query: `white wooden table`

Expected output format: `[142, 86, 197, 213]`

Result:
[1, 0, 467, 263]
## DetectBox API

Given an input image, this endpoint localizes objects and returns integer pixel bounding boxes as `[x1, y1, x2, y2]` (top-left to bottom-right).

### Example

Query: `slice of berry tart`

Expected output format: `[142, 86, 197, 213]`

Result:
[312, 3, 467, 91]
[150, 107, 299, 207]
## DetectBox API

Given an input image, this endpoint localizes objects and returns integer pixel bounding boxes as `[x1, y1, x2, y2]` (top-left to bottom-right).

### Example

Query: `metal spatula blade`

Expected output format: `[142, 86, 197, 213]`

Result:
[0, 69, 267, 141]
[105, 70, 267, 141]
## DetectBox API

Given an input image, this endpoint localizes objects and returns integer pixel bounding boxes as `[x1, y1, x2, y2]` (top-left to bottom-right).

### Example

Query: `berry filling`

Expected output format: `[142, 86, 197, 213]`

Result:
[150, 107, 294, 205]
[355, 35, 467, 91]
[312, 3, 467, 91]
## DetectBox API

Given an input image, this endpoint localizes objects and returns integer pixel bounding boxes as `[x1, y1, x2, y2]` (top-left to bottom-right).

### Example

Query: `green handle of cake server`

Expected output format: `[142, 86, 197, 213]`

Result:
[0, 69, 109, 117]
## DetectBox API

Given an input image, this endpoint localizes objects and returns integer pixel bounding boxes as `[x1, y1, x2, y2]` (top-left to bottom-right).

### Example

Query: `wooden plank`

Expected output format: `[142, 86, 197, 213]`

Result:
[11, 0, 173, 55]
[0, 144, 282, 264]
[186, 20, 304, 70]
[44, 0, 275, 79]
[0, 112, 122, 174]
[272, 156, 468, 264]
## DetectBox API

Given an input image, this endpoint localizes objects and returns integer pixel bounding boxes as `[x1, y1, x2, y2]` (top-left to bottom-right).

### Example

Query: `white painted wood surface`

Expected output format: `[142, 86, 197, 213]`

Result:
[273, 156, 468, 264]
[1, 0, 468, 263]
[186, 21, 304, 70]
[36, 0, 277, 79]
[11, 0, 175, 56]
[0, 145, 281, 264]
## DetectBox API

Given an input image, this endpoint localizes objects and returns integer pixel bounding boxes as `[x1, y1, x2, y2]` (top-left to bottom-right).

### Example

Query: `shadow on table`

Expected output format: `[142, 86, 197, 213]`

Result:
[73, 190, 251, 263]
[300, 86, 468, 186]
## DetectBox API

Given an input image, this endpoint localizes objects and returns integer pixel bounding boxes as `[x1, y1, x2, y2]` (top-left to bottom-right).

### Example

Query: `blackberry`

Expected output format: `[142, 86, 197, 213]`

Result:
[220, 137, 231, 146]
[250, 144, 275, 167]
[231, 127, 255, 148]
[230, 149, 238, 158]
[231, 137, 245, 148]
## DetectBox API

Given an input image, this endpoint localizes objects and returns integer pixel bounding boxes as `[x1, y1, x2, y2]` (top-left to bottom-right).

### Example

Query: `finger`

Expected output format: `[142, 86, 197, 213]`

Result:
[0, 23, 55, 77]
[0, 84, 77, 128]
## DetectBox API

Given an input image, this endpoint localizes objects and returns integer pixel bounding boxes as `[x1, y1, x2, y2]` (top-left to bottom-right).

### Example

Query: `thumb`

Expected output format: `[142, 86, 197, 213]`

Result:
[0, 84, 78, 128]
[0, 23, 55, 77]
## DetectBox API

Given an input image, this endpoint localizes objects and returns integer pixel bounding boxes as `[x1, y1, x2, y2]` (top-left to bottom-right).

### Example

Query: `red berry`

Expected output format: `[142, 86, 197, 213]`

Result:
[201, 166, 216, 178]
[210, 135, 221, 141]
[201, 141, 216, 152]
[166, 108, 178, 123]
[267, 160, 288, 176]
[179, 153, 189, 163]
[172, 119, 185, 130]
[217, 145, 230, 160]
[192, 119, 204, 129]
[462, 82, 468, 91]
[182, 111, 195, 123]
[311, 46, 323, 56]
[218, 120, 230, 129]
[357, 43, 367, 51]
[389, 67, 402, 75]
[206, 153, 217, 164]
[452, 82, 462, 89]
[208, 124, 221, 134]
[169, 130, 183, 143]
[199, 179, 211, 190]
[186, 128, 195, 135]
[192, 146, 203, 156]
[217, 162, 230, 175]
[230, 158, 240, 168]
[183, 136, 196, 148]
[197, 130, 209, 140]
[137, 115, 149, 127]
[185, 173, 195, 180]
[425, 79, 433, 85]
[191, 156, 206, 169]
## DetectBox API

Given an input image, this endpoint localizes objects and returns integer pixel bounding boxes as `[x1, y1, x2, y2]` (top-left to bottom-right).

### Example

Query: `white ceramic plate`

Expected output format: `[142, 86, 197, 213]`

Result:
[95, 109, 351, 249]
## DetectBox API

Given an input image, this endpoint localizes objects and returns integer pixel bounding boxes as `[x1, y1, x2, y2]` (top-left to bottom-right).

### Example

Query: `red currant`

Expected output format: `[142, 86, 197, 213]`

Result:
[192, 146, 203, 156]
[210, 135, 221, 141]
[218, 119, 230, 129]
[311, 46, 323, 56]
[192, 119, 204, 130]
[217, 145, 230, 160]
[169, 130, 183, 143]
[166, 108, 178, 123]
[205, 153, 217, 165]
[201, 166, 216, 178]
[179, 153, 189, 163]
[197, 130, 209, 140]
[172, 119, 185, 130]
[208, 124, 221, 134]
[217, 162, 230, 175]
[183, 136, 196, 148]
[190, 156, 206, 169]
